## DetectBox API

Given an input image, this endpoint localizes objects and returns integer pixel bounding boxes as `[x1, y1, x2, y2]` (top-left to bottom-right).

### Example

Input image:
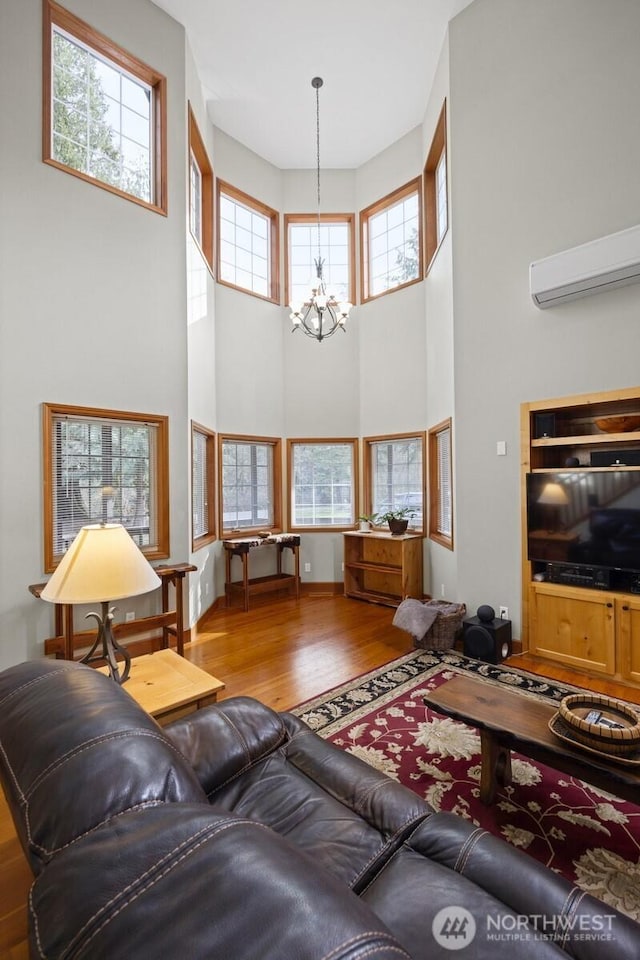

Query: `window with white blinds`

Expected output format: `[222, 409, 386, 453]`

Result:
[192, 422, 216, 548]
[428, 419, 453, 549]
[364, 433, 425, 533]
[220, 435, 282, 534]
[43, 403, 169, 571]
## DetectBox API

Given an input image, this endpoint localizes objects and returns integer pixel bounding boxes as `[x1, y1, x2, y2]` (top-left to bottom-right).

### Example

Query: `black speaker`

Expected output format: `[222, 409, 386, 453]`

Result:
[590, 449, 640, 466]
[462, 616, 512, 664]
[533, 413, 555, 439]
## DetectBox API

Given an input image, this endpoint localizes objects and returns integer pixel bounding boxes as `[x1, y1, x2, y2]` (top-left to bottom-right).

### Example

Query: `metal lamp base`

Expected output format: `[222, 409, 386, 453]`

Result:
[81, 600, 131, 684]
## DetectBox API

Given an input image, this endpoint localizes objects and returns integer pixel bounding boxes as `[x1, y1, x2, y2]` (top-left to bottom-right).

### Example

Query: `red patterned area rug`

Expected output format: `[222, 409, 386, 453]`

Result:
[293, 649, 640, 922]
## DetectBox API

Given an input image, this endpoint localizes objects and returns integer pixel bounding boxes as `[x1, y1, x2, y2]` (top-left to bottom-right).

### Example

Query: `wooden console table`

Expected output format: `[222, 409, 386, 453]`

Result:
[29, 562, 197, 661]
[223, 534, 300, 611]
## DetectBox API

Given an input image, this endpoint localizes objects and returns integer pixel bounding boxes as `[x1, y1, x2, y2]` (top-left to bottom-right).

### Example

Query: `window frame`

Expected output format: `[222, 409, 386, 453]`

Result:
[43, 402, 170, 573]
[428, 418, 454, 550]
[359, 177, 423, 304]
[188, 104, 214, 274]
[424, 101, 448, 272]
[284, 213, 356, 309]
[218, 433, 283, 538]
[287, 438, 359, 533]
[191, 421, 216, 551]
[363, 431, 426, 535]
[216, 180, 280, 304]
[43, 0, 167, 215]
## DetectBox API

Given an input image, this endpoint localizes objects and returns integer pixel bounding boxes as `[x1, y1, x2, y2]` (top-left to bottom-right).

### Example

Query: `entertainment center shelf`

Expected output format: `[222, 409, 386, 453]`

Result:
[521, 385, 640, 689]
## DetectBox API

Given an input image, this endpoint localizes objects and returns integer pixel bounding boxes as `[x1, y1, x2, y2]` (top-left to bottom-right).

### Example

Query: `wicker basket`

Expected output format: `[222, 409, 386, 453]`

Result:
[419, 600, 467, 651]
[558, 693, 640, 756]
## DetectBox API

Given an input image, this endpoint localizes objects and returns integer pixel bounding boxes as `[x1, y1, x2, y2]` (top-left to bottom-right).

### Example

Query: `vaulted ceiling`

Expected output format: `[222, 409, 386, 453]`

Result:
[151, 0, 473, 169]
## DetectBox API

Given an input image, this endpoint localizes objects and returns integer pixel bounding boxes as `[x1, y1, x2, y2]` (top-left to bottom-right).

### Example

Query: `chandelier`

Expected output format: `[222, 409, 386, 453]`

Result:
[289, 78, 352, 341]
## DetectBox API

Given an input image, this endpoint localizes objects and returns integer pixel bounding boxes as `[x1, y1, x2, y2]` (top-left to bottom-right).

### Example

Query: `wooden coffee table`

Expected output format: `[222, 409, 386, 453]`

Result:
[423, 674, 640, 806]
[98, 649, 225, 726]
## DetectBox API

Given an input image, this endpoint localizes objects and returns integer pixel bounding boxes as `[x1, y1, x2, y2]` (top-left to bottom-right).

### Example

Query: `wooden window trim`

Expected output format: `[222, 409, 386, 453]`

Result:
[424, 101, 448, 273]
[428, 417, 454, 550]
[286, 437, 359, 533]
[359, 177, 423, 304]
[188, 104, 214, 275]
[43, 402, 170, 573]
[217, 433, 283, 538]
[284, 213, 356, 308]
[363, 431, 426, 535]
[191, 421, 216, 551]
[43, 0, 168, 215]
[216, 180, 280, 304]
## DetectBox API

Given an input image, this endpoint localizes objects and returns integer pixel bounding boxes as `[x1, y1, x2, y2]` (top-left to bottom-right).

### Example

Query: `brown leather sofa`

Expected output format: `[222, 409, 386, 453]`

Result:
[0, 658, 638, 959]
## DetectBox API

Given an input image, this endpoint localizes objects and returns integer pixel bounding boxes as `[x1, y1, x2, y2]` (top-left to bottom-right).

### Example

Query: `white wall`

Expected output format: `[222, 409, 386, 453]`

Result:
[449, 0, 640, 635]
[0, 0, 189, 669]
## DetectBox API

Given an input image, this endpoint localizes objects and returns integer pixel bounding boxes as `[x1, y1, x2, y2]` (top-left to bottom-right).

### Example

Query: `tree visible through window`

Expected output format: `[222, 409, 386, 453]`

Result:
[288, 440, 357, 529]
[360, 178, 423, 301]
[192, 422, 216, 548]
[43, 403, 169, 571]
[219, 435, 282, 534]
[364, 433, 425, 532]
[44, 1, 167, 212]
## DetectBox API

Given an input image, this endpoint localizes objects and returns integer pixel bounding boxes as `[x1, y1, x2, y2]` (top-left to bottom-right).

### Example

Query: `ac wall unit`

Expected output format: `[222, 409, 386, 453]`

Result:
[530, 223, 640, 309]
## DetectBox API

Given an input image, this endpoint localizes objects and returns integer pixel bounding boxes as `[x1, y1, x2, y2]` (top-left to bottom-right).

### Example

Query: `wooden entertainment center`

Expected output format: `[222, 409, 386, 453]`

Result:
[521, 386, 640, 689]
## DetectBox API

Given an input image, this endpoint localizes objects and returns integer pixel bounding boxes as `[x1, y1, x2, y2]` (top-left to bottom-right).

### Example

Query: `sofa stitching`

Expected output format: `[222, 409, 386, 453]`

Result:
[28, 800, 167, 860]
[453, 827, 488, 874]
[36, 819, 275, 957]
[557, 888, 586, 950]
[318, 933, 410, 960]
[0, 666, 79, 710]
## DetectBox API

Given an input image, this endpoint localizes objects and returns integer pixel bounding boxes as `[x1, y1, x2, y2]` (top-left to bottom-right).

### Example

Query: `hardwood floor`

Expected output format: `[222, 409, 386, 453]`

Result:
[1, 593, 639, 958]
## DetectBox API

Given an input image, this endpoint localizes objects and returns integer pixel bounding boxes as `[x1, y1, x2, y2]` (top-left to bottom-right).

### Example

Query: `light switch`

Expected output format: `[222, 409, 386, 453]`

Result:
[496, 441, 507, 456]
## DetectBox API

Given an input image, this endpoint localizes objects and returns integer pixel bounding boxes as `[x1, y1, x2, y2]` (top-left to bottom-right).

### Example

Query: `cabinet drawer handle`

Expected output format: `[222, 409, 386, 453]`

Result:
[622, 605, 629, 611]
[606, 602, 613, 608]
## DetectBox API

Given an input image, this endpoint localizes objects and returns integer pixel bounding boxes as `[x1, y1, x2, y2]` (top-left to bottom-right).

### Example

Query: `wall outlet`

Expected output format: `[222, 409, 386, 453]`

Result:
[499, 606, 509, 620]
[304, 562, 311, 573]
[125, 611, 135, 623]
[341, 562, 344, 572]
[205, 582, 210, 596]
[441, 583, 446, 597]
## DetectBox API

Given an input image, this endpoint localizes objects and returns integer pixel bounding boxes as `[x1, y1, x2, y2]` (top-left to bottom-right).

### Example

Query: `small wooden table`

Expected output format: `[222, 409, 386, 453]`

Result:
[223, 534, 300, 611]
[98, 649, 225, 726]
[423, 673, 640, 806]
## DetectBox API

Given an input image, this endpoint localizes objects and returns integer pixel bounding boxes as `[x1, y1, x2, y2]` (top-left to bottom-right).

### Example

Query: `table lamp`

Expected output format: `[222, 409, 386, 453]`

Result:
[41, 523, 161, 684]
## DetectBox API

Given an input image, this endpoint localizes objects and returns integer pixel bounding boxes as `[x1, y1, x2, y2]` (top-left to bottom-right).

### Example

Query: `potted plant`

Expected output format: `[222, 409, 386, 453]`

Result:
[357, 514, 378, 533]
[375, 507, 416, 536]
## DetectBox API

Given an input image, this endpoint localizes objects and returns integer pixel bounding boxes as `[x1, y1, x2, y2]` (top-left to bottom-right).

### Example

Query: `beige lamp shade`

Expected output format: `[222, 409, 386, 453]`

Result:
[41, 524, 161, 604]
[537, 482, 569, 506]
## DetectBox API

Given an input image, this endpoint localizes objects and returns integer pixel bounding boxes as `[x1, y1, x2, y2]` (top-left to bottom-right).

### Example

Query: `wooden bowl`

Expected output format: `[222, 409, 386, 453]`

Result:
[594, 415, 640, 433]
[558, 693, 640, 756]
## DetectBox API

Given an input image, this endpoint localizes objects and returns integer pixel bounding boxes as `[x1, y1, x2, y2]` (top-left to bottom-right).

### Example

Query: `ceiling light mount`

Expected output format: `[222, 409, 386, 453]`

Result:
[288, 77, 352, 342]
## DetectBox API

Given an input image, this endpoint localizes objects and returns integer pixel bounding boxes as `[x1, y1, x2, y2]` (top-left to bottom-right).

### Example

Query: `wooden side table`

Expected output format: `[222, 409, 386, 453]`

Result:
[98, 649, 225, 726]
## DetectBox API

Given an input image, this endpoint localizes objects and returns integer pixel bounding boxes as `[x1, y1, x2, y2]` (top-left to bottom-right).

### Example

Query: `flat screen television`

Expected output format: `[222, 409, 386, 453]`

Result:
[526, 470, 640, 573]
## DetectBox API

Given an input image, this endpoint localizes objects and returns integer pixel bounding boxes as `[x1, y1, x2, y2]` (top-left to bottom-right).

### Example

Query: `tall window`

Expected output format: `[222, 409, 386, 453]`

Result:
[285, 214, 355, 308]
[364, 432, 425, 533]
[217, 181, 279, 302]
[43, 403, 169, 572]
[287, 439, 358, 530]
[360, 178, 423, 302]
[188, 104, 213, 273]
[428, 419, 453, 549]
[192, 422, 216, 549]
[219, 434, 282, 535]
[44, 0, 167, 213]
[424, 101, 448, 271]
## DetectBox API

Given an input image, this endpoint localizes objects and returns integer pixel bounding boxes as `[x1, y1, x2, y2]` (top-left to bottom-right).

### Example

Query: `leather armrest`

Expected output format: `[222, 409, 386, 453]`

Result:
[30, 804, 411, 960]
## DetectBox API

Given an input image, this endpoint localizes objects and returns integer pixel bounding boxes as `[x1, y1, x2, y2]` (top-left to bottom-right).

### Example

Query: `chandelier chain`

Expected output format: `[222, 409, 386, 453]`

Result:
[316, 80, 321, 262]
